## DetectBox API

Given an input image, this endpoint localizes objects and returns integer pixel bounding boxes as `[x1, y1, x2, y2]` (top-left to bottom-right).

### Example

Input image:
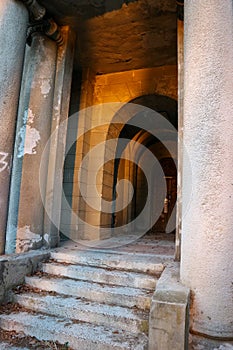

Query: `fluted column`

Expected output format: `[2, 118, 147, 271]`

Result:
[181, 0, 233, 339]
[0, 0, 28, 254]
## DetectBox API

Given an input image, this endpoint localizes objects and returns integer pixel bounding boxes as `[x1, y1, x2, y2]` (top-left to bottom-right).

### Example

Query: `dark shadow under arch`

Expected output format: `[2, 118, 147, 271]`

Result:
[110, 94, 178, 231]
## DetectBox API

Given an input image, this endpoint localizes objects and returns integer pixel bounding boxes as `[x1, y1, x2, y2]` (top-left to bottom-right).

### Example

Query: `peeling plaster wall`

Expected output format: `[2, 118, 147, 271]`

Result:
[14, 35, 57, 254]
[16, 226, 43, 253]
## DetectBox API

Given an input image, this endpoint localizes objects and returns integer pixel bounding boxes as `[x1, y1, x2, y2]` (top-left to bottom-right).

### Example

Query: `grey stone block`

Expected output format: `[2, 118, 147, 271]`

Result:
[0, 250, 50, 303]
[149, 262, 190, 350]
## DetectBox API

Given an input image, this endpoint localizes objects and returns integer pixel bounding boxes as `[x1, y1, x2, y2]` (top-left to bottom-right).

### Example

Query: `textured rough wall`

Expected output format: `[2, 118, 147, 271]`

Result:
[39, 0, 177, 74]
[92, 65, 177, 104]
[77, 1, 177, 73]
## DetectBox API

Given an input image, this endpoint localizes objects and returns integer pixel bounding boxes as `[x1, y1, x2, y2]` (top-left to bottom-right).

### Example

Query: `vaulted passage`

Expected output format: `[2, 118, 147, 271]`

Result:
[111, 95, 177, 236]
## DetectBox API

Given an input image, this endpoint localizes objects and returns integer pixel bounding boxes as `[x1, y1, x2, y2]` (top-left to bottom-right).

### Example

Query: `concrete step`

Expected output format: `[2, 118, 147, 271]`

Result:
[25, 276, 153, 310]
[50, 248, 164, 274]
[0, 312, 148, 350]
[42, 261, 157, 290]
[14, 292, 149, 334]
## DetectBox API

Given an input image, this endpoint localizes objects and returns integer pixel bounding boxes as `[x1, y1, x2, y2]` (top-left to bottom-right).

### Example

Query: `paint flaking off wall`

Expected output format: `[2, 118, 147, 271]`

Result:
[16, 226, 42, 253]
[24, 126, 40, 155]
[40, 79, 51, 97]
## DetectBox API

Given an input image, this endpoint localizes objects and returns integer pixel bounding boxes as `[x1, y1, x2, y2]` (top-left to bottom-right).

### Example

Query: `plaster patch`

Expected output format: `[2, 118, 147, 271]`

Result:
[17, 109, 38, 158]
[24, 126, 40, 155]
[27, 108, 35, 125]
[17, 110, 28, 158]
[16, 226, 42, 253]
[40, 79, 51, 97]
[43, 233, 51, 247]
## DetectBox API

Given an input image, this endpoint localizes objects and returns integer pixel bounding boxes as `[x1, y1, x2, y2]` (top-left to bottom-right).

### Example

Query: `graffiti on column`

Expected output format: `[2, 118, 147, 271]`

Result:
[0, 152, 9, 173]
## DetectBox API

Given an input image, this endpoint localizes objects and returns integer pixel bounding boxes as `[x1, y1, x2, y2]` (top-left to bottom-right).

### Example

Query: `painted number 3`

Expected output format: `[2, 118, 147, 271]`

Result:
[0, 152, 9, 173]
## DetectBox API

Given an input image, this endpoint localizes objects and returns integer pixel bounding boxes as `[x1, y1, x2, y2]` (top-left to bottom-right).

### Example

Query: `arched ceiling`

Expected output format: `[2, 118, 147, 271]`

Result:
[39, 0, 177, 74]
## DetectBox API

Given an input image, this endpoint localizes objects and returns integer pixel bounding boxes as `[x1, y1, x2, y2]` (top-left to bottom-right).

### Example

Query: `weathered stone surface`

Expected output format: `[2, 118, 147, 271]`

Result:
[149, 262, 190, 350]
[14, 292, 149, 334]
[0, 243, 171, 348]
[42, 261, 157, 289]
[0, 312, 148, 350]
[25, 275, 153, 310]
[39, 0, 177, 73]
[0, 0, 28, 253]
[189, 334, 233, 350]
[50, 248, 165, 274]
[76, 1, 177, 74]
[181, 0, 233, 338]
[0, 250, 49, 303]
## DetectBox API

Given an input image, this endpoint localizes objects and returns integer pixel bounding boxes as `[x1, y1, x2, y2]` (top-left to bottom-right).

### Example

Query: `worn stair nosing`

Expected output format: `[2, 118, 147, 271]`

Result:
[42, 261, 158, 290]
[24, 275, 153, 310]
[50, 250, 165, 274]
[14, 292, 149, 334]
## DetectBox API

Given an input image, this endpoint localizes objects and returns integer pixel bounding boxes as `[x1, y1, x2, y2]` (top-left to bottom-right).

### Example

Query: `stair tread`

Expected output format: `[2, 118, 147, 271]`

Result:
[50, 248, 165, 274]
[42, 261, 157, 290]
[15, 292, 148, 320]
[14, 292, 149, 334]
[0, 312, 148, 350]
[25, 275, 153, 297]
[25, 275, 152, 309]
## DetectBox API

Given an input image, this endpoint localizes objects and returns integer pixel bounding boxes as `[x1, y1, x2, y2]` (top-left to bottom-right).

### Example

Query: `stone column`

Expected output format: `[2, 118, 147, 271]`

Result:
[0, 0, 28, 253]
[181, 0, 233, 339]
[14, 34, 57, 253]
[44, 27, 75, 248]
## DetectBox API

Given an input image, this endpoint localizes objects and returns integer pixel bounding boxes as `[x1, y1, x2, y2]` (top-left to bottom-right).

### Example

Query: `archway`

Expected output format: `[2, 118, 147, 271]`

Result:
[69, 95, 177, 243]
[101, 94, 177, 236]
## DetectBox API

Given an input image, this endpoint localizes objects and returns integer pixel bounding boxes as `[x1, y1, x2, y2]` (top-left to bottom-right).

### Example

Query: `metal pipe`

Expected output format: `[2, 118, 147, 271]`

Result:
[20, 0, 64, 46]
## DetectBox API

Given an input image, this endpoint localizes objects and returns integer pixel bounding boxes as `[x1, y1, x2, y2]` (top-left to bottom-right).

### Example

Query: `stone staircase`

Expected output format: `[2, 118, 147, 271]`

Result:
[0, 247, 168, 350]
